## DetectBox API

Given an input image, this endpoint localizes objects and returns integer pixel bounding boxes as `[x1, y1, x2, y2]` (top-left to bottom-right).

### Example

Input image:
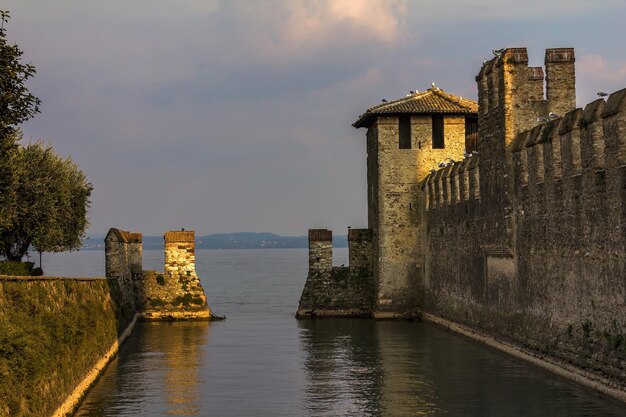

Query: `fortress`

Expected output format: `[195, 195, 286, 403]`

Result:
[297, 48, 626, 395]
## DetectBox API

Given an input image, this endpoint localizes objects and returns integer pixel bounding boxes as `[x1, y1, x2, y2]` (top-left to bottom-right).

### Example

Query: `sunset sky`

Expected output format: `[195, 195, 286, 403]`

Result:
[5, 0, 626, 235]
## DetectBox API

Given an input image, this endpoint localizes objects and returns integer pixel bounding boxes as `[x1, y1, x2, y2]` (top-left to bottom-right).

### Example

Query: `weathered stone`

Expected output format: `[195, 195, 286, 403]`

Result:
[105, 228, 212, 320]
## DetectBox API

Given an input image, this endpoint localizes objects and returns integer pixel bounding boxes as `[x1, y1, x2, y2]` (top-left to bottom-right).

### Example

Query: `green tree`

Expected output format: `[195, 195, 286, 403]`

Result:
[0, 10, 41, 231]
[0, 141, 92, 261]
[0, 11, 40, 139]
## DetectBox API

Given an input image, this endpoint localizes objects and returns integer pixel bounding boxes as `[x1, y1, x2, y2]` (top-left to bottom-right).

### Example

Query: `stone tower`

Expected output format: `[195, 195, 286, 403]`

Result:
[475, 48, 576, 249]
[353, 88, 478, 318]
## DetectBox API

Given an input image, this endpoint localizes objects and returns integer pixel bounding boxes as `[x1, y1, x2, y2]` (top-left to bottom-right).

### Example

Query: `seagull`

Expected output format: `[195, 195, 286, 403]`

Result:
[472, 150, 479, 156]
[464, 152, 472, 158]
[483, 60, 488, 64]
[438, 161, 447, 168]
[537, 116, 549, 123]
[597, 92, 608, 97]
[381, 99, 387, 103]
[492, 48, 505, 57]
[431, 82, 436, 88]
[548, 112, 561, 119]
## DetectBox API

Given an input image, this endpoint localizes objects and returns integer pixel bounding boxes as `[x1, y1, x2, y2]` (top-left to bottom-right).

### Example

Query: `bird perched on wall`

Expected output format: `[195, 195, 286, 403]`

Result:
[492, 48, 506, 57]
[597, 92, 608, 97]
[409, 90, 415, 94]
[438, 161, 447, 168]
[537, 116, 549, 123]
[548, 112, 561, 119]
[464, 152, 472, 158]
[381, 99, 387, 103]
[472, 151, 479, 156]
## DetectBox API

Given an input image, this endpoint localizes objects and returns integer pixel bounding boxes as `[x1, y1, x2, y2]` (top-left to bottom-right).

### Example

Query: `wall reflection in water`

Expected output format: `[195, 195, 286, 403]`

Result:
[75, 322, 209, 417]
[298, 319, 443, 417]
[299, 320, 626, 417]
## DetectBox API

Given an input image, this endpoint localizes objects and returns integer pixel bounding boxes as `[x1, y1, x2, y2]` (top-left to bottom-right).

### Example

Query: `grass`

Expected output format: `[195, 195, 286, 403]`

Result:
[0, 279, 132, 417]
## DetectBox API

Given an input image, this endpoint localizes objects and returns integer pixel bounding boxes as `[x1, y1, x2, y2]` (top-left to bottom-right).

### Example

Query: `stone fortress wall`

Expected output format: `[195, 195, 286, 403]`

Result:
[422, 48, 625, 394]
[298, 47, 626, 397]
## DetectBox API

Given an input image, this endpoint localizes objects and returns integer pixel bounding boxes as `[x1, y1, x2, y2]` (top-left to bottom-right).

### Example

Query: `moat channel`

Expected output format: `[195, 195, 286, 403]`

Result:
[41, 249, 626, 417]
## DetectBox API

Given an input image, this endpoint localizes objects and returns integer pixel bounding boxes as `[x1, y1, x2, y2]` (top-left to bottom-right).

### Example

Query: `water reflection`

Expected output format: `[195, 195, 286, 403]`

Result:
[75, 322, 209, 417]
[299, 319, 383, 416]
[299, 320, 626, 417]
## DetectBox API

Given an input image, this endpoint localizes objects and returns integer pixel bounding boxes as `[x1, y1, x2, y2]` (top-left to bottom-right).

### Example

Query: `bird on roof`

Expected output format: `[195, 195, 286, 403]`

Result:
[431, 82, 436, 88]
[410, 90, 415, 94]
[381, 99, 387, 103]
[464, 152, 472, 158]
[438, 161, 447, 168]
[492, 48, 506, 56]
[537, 116, 549, 123]
[472, 151, 479, 156]
[548, 112, 560, 119]
[597, 92, 608, 97]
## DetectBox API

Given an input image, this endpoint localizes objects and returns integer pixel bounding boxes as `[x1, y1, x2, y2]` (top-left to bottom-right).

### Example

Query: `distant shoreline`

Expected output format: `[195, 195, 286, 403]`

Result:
[82, 232, 348, 250]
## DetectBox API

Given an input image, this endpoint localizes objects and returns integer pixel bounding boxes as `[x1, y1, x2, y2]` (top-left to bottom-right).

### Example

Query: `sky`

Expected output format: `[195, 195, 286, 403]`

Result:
[4, 0, 626, 236]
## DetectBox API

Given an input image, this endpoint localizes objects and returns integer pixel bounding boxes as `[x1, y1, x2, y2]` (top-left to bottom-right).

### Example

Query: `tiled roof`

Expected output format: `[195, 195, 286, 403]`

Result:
[353, 88, 478, 128]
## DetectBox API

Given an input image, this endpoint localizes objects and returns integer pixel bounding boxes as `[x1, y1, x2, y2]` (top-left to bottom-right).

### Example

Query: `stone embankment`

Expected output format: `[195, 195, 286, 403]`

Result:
[0, 228, 217, 417]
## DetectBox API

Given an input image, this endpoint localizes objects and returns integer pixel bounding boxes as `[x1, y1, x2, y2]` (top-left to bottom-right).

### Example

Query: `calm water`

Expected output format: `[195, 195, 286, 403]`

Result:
[40, 249, 626, 416]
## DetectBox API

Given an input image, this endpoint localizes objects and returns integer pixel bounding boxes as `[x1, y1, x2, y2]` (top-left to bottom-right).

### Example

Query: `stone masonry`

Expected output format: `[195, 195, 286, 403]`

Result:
[106, 228, 212, 320]
[296, 229, 373, 317]
[298, 47, 626, 395]
[421, 48, 625, 392]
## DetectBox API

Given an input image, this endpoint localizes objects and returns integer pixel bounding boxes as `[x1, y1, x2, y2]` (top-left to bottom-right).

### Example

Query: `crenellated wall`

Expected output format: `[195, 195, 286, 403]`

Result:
[298, 46, 625, 396]
[420, 77, 626, 392]
[296, 229, 374, 317]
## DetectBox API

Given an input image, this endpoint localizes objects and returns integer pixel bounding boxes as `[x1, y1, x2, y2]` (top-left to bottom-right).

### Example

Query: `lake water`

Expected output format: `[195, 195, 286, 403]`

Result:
[40, 249, 626, 416]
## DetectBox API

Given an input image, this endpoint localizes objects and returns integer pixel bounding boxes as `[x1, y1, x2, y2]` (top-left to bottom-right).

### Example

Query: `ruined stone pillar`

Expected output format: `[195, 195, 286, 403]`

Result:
[139, 230, 212, 320]
[164, 230, 196, 278]
[308, 229, 332, 275]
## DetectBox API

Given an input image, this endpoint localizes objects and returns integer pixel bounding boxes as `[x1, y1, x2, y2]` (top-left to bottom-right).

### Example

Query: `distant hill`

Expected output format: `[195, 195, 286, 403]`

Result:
[82, 232, 348, 250]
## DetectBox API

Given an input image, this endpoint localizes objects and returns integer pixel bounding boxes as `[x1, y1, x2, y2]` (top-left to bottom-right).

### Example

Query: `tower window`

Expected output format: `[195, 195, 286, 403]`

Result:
[432, 115, 444, 149]
[399, 115, 411, 149]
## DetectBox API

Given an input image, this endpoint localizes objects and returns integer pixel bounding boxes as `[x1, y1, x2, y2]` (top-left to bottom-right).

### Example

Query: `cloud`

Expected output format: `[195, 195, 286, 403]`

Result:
[576, 53, 626, 105]
[404, 0, 625, 21]
[578, 54, 626, 83]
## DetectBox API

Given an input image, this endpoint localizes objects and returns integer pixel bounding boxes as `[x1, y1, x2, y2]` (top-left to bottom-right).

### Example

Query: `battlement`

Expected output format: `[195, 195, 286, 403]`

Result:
[476, 47, 576, 144]
[422, 155, 480, 211]
[512, 88, 626, 199]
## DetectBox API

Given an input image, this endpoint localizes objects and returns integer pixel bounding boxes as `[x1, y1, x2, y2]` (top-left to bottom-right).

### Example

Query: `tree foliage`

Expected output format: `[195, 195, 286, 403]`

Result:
[0, 11, 41, 232]
[0, 140, 93, 261]
[0, 12, 92, 262]
[0, 11, 41, 141]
